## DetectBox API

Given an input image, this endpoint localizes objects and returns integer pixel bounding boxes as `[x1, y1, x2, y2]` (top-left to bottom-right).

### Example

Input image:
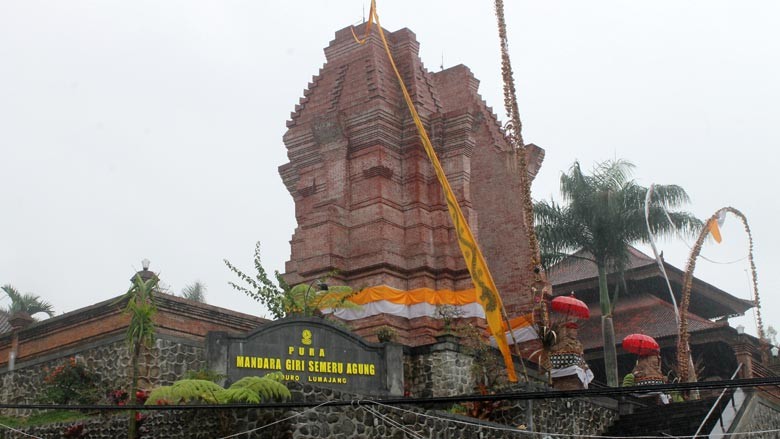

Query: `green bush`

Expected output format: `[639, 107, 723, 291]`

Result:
[40, 358, 102, 405]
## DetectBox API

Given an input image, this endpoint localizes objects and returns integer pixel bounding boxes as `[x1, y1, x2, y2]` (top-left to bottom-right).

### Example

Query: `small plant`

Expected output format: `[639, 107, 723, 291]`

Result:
[435, 304, 464, 333]
[448, 403, 467, 415]
[457, 324, 508, 391]
[135, 390, 150, 404]
[40, 358, 102, 405]
[108, 389, 129, 405]
[375, 326, 397, 343]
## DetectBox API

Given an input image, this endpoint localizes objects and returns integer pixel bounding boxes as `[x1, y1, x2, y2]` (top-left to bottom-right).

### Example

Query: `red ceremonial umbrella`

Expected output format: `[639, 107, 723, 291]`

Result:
[551, 294, 590, 319]
[622, 334, 660, 356]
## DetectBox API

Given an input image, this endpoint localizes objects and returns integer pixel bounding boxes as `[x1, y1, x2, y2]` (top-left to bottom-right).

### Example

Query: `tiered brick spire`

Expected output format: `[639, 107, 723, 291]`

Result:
[278, 24, 545, 343]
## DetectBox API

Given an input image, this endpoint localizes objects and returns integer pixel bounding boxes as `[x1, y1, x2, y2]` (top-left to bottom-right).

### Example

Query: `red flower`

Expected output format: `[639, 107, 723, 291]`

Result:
[136, 390, 150, 404]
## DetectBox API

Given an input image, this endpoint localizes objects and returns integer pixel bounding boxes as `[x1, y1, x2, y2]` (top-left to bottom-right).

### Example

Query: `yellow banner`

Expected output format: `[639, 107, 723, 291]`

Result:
[708, 218, 722, 243]
[353, 0, 517, 382]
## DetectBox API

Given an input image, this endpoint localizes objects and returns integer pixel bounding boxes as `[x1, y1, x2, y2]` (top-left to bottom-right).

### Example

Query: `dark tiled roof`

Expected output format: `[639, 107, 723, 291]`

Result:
[574, 293, 723, 351]
[0, 310, 10, 334]
[546, 245, 754, 319]
[548, 246, 655, 286]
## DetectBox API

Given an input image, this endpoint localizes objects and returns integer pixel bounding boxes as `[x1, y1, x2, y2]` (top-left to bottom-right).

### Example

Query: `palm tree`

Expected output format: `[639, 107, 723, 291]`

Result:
[120, 275, 158, 439]
[534, 159, 700, 386]
[180, 281, 206, 303]
[1, 284, 54, 319]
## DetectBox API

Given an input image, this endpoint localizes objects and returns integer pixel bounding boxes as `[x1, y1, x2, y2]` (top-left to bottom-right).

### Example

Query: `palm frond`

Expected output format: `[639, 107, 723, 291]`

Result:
[181, 281, 206, 303]
[145, 386, 177, 405]
[167, 379, 223, 404]
[2, 284, 54, 317]
[216, 387, 261, 404]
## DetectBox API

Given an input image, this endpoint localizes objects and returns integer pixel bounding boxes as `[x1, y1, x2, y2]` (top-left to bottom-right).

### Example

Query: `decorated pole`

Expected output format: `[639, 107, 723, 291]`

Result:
[677, 207, 763, 382]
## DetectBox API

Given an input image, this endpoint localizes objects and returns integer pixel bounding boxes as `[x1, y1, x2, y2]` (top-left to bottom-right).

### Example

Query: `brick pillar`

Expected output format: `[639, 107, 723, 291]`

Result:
[732, 336, 755, 379]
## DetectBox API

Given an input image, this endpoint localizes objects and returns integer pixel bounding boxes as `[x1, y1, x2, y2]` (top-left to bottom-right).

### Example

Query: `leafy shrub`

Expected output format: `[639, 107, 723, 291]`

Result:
[375, 326, 397, 342]
[40, 358, 102, 405]
[145, 373, 291, 406]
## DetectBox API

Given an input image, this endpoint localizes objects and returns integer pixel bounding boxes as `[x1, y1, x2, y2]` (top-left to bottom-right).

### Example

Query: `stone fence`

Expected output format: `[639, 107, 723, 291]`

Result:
[2, 381, 621, 438]
[0, 334, 205, 411]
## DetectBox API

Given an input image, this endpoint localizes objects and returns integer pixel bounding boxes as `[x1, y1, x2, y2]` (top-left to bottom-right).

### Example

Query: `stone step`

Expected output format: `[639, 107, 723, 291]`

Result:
[604, 397, 726, 437]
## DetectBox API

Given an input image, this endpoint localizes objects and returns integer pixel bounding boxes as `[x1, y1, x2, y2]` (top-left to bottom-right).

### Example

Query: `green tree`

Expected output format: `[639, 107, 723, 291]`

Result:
[224, 242, 289, 319]
[1, 284, 54, 318]
[224, 242, 356, 319]
[534, 159, 700, 386]
[180, 281, 206, 303]
[119, 275, 158, 439]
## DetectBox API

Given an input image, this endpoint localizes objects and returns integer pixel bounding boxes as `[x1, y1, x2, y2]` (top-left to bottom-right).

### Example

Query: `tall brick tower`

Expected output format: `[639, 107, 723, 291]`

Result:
[279, 24, 544, 344]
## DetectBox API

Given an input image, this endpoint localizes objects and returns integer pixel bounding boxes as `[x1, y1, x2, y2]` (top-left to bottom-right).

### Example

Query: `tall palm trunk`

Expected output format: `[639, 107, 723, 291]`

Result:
[128, 338, 142, 439]
[598, 265, 619, 387]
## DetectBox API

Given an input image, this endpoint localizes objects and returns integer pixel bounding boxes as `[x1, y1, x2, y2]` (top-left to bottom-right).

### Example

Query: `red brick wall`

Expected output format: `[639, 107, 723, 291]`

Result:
[0, 295, 265, 367]
[279, 24, 544, 345]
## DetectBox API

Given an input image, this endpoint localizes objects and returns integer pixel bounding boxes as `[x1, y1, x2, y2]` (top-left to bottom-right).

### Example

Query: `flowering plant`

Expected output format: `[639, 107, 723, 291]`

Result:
[108, 389, 129, 405]
[40, 358, 102, 405]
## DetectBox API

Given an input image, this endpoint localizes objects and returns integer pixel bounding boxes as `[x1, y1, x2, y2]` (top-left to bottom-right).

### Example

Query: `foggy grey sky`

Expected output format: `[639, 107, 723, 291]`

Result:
[1, 1, 778, 338]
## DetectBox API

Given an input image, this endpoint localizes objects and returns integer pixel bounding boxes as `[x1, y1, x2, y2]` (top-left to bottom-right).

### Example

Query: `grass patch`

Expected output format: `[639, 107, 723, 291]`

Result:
[0, 410, 92, 428]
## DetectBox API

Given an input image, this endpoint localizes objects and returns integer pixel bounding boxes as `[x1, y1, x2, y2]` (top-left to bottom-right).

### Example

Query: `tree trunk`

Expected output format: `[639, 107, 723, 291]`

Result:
[128, 339, 141, 439]
[602, 315, 619, 387]
[598, 265, 619, 387]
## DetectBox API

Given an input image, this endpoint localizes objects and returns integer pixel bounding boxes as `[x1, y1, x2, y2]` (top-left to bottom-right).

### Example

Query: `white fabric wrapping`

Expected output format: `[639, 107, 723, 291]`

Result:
[488, 326, 539, 347]
[550, 366, 594, 388]
[323, 301, 485, 321]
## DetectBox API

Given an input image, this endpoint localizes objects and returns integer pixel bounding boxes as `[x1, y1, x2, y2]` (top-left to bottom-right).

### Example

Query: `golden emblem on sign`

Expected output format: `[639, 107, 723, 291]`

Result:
[302, 329, 312, 345]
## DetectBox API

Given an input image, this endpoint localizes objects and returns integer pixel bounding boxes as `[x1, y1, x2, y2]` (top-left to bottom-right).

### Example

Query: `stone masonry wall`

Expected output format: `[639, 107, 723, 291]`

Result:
[4, 381, 620, 439]
[490, 388, 619, 437]
[404, 347, 475, 398]
[0, 336, 205, 409]
[732, 394, 780, 439]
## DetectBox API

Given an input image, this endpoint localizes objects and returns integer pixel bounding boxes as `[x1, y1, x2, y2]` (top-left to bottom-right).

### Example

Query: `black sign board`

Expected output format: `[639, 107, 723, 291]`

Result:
[206, 318, 403, 396]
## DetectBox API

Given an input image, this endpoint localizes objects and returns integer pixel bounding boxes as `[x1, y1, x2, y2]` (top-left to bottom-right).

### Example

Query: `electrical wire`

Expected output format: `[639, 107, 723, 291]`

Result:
[367, 401, 780, 439]
[0, 422, 44, 439]
[360, 403, 425, 439]
[661, 205, 748, 265]
[1, 377, 779, 412]
[214, 400, 333, 439]
[4, 389, 780, 439]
